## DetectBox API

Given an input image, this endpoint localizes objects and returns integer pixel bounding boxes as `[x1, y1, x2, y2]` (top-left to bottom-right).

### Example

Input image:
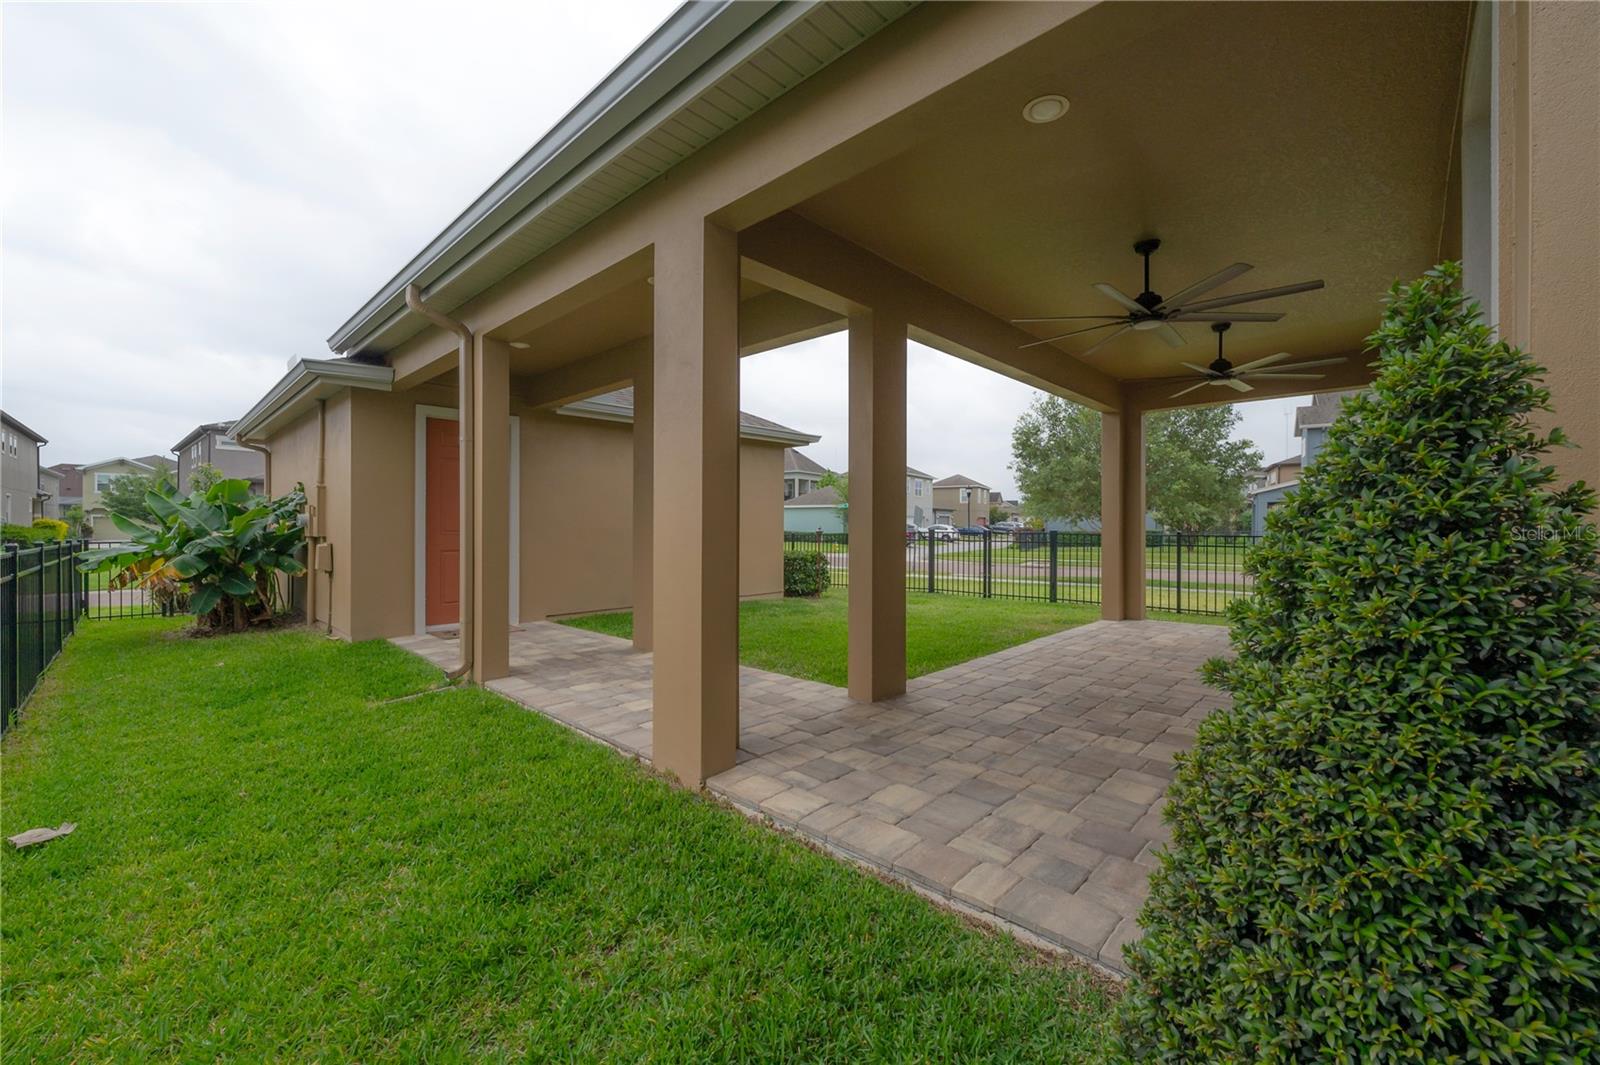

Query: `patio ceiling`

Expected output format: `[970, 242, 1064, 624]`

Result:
[793, 0, 1470, 382]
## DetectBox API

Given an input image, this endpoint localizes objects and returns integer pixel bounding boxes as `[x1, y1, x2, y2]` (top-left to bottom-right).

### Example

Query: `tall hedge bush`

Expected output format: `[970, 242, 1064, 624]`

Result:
[1119, 264, 1599, 1061]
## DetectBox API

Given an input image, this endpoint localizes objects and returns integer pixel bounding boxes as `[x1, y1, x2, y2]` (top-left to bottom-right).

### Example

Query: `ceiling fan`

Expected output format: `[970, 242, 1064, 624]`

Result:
[1170, 322, 1345, 397]
[1012, 238, 1324, 356]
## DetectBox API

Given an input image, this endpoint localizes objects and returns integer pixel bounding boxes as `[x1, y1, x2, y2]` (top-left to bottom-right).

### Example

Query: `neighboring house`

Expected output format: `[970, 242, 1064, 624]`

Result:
[1249, 390, 1363, 534]
[783, 485, 845, 534]
[905, 465, 934, 528]
[931, 474, 990, 527]
[231, 365, 818, 639]
[48, 463, 83, 514]
[986, 490, 1021, 521]
[0, 411, 48, 524]
[37, 467, 62, 520]
[77, 455, 178, 540]
[172, 421, 266, 493]
[783, 448, 828, 500]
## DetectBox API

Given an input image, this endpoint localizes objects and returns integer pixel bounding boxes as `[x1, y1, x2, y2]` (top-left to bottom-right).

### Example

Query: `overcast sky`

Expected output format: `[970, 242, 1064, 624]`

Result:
[2, 2, 1305, 493]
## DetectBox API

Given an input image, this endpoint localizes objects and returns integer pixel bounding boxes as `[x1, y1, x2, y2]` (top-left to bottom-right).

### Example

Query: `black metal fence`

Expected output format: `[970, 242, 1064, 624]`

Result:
[83, 541, 169, 620]
[2, 539, 89, 732]
[782, 530, 1261, 617]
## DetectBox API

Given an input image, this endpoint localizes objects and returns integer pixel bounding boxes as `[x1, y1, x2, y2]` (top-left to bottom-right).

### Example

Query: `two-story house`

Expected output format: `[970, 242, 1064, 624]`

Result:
[931, 474, 990, 528]
[782, 448, 828, 501]
[172, 421, 266, 493]
[0, 411, 49, 525]
[73, 455, 177, 539]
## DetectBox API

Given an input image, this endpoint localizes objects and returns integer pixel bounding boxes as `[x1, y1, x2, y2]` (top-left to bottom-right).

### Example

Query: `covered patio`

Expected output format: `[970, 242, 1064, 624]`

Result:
[395, 617, 1228, 972]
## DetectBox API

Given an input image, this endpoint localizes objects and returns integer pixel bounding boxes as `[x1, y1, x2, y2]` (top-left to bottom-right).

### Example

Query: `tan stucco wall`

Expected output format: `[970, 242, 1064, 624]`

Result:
[261, 385, 789, 639]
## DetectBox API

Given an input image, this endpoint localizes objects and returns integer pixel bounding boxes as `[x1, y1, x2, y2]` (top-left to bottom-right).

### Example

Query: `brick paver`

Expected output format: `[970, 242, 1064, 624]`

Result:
[392, 617, 1229, 974]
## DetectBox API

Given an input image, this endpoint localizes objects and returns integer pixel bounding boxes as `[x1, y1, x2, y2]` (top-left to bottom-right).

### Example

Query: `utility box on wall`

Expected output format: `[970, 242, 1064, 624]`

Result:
[314, 542, 333, 574]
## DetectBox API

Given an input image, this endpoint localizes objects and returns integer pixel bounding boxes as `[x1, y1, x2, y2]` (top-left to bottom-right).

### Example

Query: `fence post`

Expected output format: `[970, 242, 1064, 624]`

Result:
[4, 546, 16, 718]
[1048, 531, 1058, 603]
[926, 529, 935, 594]
[972, 530, 985, 598]
[1174, 533, 1184, 615]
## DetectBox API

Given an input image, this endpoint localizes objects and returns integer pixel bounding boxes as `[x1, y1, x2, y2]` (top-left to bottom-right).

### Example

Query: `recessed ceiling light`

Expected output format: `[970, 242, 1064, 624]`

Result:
[1022, 94, 1070, 124]
[509, 341, 531, 349]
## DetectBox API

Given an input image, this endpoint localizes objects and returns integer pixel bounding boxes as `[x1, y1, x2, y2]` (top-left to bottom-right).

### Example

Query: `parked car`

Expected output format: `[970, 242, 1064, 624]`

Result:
[990, 520, 1024, 532]
[905, 523, 920, 544]
[956, 526, 989, 536]
[926, 524, 959, 542]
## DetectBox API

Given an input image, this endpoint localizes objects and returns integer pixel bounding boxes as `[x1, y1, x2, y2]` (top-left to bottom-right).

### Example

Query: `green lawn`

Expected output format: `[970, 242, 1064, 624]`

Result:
[563, 588, 1107, 686]
[1, 619, 1117, 1061]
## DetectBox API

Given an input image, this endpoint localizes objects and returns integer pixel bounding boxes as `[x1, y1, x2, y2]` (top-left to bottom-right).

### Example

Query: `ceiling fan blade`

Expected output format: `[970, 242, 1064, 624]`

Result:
[1172, 279, 1325, 314]
[1179, 361, 1214, 375]
[1155, 323, 1185, 348]
[1078, 324, 1132, 358]
[1094, 283, 1149, 315]
[1241, 372, 1325, 381]
[1264, 356, 1347, 372]
[1167, 311, 1285, 323]
[1155, 262, 1252, 311]
[1231, 350, 1294, 373]
[1018, 321, 1123, 350]
[1225, 378, 1253, 392]
[1009, 315, 1128, 324]
[1171, 380, 1211, 398]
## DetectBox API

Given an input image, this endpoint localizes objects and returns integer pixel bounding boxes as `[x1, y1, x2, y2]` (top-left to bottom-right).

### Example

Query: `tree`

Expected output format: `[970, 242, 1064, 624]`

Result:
[988, 505, 1008, 525]
[188, 462, 224, 493]
[817, 470, 848, 506]
[100, 471, 172, 524]
[1118, 264, 1600, 1061]
[1010, 398, 1262, 532]
[62, 504, 89, 538]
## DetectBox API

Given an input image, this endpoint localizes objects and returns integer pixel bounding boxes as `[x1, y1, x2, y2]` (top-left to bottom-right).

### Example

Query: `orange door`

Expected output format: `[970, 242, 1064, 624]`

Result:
[425, 417, 460, 626]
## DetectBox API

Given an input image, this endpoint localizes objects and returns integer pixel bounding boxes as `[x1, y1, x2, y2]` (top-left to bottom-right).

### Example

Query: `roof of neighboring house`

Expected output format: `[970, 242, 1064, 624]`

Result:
[1294, 389, 1362, 435]
[784, 448, 829, 476]
[1, 410, 48, 445]
[906, 465, 933, 479]
[933, 474, 989, 489]
[560, 387, 820, 447]
[783, 485, 842, 507]
[1260, 455, 1303, 474]
[1249, 479, 1300, 498]
[79, 455, 176, 475]
[171, 421, 235, 453]
[328, 3, 914, 357]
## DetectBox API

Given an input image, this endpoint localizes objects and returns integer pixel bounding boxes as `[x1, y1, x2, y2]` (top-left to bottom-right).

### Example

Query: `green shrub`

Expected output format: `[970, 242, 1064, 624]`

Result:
[1118, 264, 1600, 1062]
[31, 517, 69, 541]
[783, 551, 831, 597]
[3, 523, 50, 544]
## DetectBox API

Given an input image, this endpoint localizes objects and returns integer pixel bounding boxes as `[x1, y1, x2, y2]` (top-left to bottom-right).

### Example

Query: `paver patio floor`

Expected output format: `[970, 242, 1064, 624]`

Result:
[393, 617, 1229, 973]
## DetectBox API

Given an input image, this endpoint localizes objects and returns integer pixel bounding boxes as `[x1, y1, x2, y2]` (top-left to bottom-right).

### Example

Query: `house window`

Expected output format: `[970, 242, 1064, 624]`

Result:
[95, 472, 116, 492]
[3, 493, 10, 522]
[913, 478, 923, 496]
[784, 478, 796, 500]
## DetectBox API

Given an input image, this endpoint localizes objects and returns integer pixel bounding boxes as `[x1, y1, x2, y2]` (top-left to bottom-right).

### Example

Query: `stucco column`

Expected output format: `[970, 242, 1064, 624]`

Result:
[1100, 401, 1146, 621]
[473, 335, 512, 681]
[1494, 1, 1600, 492]
[847, 308, 907, 701]
[651, 217, 741, 786]
[632, 349, 654, 652]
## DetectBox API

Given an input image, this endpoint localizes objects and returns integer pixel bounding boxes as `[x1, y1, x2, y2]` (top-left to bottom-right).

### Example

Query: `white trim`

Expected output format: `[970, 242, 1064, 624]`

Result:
[412, 405, 521, 635]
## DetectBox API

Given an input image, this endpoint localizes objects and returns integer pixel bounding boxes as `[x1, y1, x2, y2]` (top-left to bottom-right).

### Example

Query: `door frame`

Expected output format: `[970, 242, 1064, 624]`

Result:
[413, 404, 520, 634]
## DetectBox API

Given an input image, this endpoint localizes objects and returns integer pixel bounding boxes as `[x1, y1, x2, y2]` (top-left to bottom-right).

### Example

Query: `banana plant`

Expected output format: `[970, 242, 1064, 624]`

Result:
[81, 479, 307, 632]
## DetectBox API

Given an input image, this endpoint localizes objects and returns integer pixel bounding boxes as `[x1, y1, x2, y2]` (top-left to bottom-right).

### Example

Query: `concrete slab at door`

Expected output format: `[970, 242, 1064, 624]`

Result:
[425, 416, 460, 627]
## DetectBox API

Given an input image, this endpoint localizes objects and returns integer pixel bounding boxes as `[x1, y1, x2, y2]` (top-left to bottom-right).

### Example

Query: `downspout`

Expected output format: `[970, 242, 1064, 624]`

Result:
[316, 400, 330, 634]
[405, 283, 474, 682]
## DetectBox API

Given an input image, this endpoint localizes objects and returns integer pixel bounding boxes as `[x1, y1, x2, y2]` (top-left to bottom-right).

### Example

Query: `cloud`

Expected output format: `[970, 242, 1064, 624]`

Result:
[2, 0, 676, 465]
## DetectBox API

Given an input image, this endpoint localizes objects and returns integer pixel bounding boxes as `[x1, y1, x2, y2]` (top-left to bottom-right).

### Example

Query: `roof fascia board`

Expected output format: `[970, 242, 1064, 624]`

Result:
[233, 359, 394, 441]
[328, 1, 805, 355]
